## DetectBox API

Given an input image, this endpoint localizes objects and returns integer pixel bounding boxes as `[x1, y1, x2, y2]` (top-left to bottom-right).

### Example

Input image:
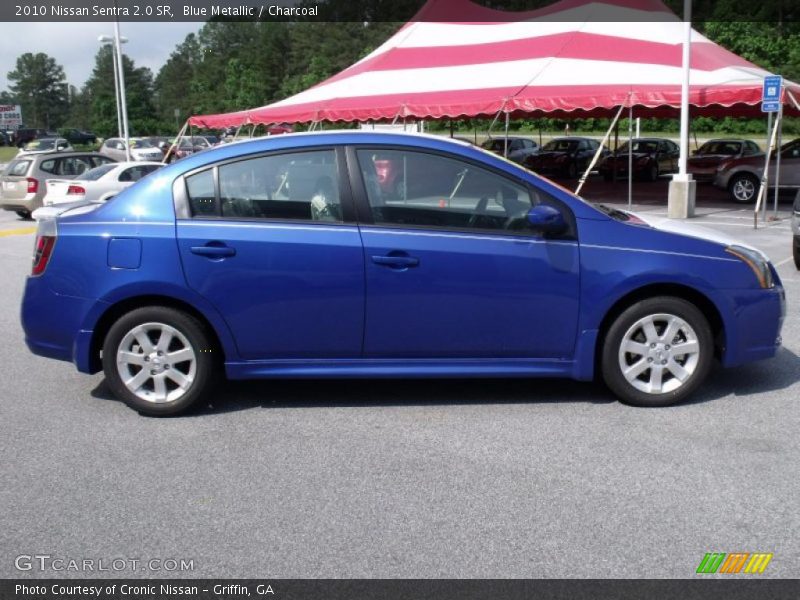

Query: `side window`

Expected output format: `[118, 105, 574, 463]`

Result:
[356, 149, 535, 232]
[39, 159, 56, 174]
[118, 168, 135, 182]
[186, 170, 216, 216]
[217, 150, 341, 222]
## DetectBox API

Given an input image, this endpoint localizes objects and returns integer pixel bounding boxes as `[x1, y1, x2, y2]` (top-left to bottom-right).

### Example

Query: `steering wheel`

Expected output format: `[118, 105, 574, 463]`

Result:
[468, 196, 490, 227]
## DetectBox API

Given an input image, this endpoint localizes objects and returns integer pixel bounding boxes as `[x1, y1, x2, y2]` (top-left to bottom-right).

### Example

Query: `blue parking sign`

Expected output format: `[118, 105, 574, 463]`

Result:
[762, 75, 782, 112]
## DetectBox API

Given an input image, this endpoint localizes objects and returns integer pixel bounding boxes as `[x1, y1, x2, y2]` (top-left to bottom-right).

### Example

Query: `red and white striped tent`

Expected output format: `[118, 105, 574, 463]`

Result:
[188, 0, 800, 128]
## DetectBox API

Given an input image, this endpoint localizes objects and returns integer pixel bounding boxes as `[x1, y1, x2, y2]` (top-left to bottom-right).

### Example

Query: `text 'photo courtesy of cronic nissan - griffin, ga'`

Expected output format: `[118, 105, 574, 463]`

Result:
[20, 132, 785, 416]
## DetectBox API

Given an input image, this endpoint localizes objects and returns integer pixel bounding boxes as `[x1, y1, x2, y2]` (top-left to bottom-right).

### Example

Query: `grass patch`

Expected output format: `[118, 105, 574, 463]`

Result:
[0, 147, 18, 162]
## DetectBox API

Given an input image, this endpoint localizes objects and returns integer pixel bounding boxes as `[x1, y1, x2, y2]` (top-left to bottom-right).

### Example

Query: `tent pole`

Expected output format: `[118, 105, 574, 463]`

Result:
[487, 107, 504, 139]
[504, 112, 509, 158]
[613, 119, 619, 182]
[754, 105, 781, 228]
[575, 102, 626, 195]
[628, 104, 633, 209]
[234, 124, 243, 139]
[787, 90, 800, 111]
[163, 119, 189, 164]
[773, 92, 784, 217]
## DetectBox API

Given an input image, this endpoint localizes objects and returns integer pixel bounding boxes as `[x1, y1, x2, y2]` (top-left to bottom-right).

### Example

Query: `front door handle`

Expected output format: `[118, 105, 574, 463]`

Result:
[371, 254, 419, 268]
[191, 244, 236, 258]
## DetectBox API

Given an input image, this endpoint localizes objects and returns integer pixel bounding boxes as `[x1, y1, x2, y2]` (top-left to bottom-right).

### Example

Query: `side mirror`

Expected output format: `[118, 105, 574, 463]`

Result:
[527, 205, 567, 234]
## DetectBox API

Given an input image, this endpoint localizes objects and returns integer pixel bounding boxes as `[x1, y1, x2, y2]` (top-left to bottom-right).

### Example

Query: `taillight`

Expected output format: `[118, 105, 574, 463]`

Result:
[26, 177, 38, 194]
[67, 185, 85, 195]
[31, 219, 57, 276]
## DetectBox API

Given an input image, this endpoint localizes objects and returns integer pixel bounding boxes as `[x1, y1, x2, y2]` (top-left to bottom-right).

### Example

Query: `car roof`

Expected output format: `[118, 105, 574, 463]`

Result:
[31, 151, 110, 161]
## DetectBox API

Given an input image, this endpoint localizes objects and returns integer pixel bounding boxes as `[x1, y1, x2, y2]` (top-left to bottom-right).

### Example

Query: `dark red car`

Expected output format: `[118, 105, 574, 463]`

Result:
[524, 137, 609, 179]
[599, 138, 679, 182]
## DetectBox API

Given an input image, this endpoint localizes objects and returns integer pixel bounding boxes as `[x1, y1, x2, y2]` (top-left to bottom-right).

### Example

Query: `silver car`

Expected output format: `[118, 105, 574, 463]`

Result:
[0, 152, 115, 218]
[99, 137, 164, 162]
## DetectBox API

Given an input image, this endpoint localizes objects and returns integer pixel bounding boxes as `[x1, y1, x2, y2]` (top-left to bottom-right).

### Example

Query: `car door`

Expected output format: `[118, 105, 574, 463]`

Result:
[175, 147, 365, 360]
[770, 140, 800, 187]
[351, 146, 580, 359]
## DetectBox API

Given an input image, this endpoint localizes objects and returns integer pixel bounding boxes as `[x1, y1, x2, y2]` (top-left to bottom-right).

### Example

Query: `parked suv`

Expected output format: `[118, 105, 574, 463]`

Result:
[714, 138, 800, 203]
[61, 128, 97, 145]
[20, 132, 784, 416]
[0, 152, 115, 218]
[99, 137, 165, 162]
[14, 128, 54, 148]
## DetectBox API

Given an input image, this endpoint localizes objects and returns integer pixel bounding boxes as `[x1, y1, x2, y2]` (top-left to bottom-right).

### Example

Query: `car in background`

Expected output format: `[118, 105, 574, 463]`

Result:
[599, 138, 679, 182]
[524, 137, 610, 178]
[14, 128, 54, 148]
[171, 136, 212, 160]
[481, 136, 539, 164]
[0, 131, 10, 146]
[99, 137, 165, 162]
[42, 161, 163, 208]
[713, 138, 800, 204]
[792, 190, 800, 269]
[198, 134, 220, 146]
[0, 152, 115, 218]
[687, 138, 761, 182]
[20, 132, 784, 416]
[17, 137, 73, 156]
[60, 128, 97, 145]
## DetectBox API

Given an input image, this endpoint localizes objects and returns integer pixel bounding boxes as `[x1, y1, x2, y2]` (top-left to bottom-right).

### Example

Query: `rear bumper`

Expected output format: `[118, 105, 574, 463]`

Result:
[1, 192, 38, 212]
[21, 276, 106, 373]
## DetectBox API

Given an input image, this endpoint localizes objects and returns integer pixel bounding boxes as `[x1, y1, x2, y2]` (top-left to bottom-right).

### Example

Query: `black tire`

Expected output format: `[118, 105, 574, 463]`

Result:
[567, 161, 578, 179]
[16, 210, 31, 220]
[793, 235, 800, 270]
[601, 297, 713, 407]
[102, 306, 219, 416]
[728, 173, 759, 204]
[647, 162, 659, 182]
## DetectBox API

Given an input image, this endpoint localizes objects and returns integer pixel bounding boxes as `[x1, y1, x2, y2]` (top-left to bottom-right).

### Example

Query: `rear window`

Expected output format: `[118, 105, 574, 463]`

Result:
[82, 164, 117, 181]
[6, 160, 31, 176]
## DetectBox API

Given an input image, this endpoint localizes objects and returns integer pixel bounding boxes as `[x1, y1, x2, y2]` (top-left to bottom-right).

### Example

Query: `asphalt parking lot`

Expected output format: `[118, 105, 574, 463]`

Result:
[0, 186, 798, 579]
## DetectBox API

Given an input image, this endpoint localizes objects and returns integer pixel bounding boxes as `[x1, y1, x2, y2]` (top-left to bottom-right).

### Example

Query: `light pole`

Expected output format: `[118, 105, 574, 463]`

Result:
[98, 30, 130, 160]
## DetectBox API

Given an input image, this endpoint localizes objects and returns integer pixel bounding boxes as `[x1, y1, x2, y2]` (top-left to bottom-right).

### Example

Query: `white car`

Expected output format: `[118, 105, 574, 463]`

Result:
[99, 137, 165, 162]
[17, 137, 73, 156]
[41, 161, 163, 207]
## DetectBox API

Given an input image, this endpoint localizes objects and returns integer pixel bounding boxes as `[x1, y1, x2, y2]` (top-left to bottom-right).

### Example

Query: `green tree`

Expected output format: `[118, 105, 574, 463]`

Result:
[7, 52, 69, 129]
[85, 45, 157, 137]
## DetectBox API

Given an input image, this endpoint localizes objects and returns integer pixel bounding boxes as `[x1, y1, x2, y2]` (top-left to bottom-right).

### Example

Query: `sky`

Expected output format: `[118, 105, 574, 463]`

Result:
[0, 22, 203, 93]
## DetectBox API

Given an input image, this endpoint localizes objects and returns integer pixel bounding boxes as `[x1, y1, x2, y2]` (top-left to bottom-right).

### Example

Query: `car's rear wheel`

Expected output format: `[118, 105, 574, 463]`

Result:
[102, 306, 218, 416]
[728, 173, 759, 203]
[793, 235, 800, 270]
[601, 297, 713, 407]
[16, 210, 31, 220]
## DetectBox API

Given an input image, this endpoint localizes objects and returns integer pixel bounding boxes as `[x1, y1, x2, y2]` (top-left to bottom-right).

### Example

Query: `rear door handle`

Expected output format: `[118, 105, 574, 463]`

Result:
[191, 244, 236, 258]
[371, 255, 419, 268]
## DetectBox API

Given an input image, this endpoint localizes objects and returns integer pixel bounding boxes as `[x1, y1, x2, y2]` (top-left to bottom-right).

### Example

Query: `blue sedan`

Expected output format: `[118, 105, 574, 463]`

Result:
[21, 132, 785, 416]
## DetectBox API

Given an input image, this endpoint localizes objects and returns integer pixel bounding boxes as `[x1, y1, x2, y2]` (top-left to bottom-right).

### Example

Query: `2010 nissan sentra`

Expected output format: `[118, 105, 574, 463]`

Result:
[20, 132, 785, 416]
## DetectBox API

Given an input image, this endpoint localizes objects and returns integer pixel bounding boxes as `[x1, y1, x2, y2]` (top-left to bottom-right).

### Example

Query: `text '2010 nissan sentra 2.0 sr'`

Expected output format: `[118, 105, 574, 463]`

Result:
[21, 132, 785, 415]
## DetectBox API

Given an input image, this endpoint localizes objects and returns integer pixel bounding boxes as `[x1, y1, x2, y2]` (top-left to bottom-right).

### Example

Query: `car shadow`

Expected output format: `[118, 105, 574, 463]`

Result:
[89, 347, 800, 416]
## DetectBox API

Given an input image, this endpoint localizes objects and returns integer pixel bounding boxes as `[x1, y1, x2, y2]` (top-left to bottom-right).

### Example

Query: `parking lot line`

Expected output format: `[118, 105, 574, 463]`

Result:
[775, 256, 796, 267]
[0, 227, 36, 237]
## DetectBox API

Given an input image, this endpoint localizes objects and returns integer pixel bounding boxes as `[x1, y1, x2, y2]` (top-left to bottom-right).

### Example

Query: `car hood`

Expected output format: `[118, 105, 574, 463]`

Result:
[630, 212, 768, 259]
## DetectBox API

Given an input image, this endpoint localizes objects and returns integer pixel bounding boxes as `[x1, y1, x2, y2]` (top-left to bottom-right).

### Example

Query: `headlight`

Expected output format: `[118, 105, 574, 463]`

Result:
[726, 244, 774, 288]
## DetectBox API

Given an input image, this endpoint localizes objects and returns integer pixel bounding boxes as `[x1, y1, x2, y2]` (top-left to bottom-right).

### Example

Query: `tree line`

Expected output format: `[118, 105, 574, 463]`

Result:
[2, 0, 799, 137]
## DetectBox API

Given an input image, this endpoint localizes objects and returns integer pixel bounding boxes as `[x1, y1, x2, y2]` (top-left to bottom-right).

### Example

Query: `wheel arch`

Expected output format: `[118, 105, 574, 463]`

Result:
[87, 295, 228, 374]
[593, 282, 725, 375]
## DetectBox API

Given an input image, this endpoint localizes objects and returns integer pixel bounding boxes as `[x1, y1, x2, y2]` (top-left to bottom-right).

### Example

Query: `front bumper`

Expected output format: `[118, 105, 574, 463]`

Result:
[718, 284, 785, 368]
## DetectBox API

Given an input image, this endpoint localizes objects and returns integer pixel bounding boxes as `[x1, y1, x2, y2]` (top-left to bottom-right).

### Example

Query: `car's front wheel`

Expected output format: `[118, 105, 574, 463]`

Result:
[601, 297, 713, 407]
[728, 173, 759, 203]
[102, 306, 218, 416]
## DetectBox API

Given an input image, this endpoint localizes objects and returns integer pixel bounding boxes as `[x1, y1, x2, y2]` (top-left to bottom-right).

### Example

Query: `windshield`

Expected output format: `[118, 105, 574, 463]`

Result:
[130, 139, 155, 149]
[618, 140, 659, 153]
[696, 141, 741, 155]
[543, 139, 578, 152]
[81, 164, 117, 181]
[24, 139, 57, 151]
